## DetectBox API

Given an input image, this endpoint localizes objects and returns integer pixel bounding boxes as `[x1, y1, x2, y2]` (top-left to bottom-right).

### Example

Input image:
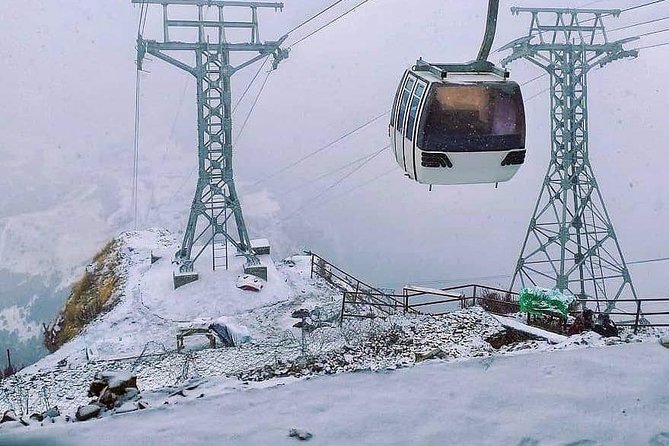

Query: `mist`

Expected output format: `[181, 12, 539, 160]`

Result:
[1, 0, 668, 364]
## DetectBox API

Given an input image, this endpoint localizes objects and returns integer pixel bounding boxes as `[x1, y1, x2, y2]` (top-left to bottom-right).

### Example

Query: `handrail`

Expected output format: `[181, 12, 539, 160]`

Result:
[307, 252, 405, 321]
[306, 252, 669, 333]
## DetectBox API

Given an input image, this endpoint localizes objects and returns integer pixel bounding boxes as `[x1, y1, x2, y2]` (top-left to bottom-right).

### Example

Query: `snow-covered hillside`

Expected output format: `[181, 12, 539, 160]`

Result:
[29, 229, 344, 365]
[4, 0, 669, 371]
[1, 228, 668, 443]
[0, 228, 345, 414]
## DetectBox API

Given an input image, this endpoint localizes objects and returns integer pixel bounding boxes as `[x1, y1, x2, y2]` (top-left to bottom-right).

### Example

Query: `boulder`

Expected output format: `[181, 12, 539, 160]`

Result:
[661, 336, 669, 349]
[1, 410, 19, 424]
[98, 387, 117, 409]
[90, 371, 138, 397]
[43, 407, 60, 419]
[75, 404, 101, 422]
[107, 372, 137, 394]
[289, 428, 313, 441]
[88, 379, 107, 397]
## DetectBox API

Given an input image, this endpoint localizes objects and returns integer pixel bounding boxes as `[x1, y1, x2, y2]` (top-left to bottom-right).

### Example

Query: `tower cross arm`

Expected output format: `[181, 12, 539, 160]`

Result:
[139, 38, 198, 75]
[131, 0, 283, 9]
[232, 33, 289, 72]
[594, 37, 639, 68]
[511, 7, 621, 16]
[142, 40, 286, 52]
[499, 36, 535, 68]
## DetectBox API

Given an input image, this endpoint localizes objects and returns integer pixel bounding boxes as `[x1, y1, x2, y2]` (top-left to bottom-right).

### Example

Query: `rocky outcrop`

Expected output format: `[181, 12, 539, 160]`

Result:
[76, 370, 143, 422]
[43, 239, 126, 352]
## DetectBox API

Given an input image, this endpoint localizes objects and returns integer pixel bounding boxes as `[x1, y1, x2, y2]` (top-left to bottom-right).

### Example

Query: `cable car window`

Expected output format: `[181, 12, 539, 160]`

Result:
[391, 73, 408, 129]
[396, 77, 416, 132]
[419, 82, 525, 152]
[406, 82, 426, 141]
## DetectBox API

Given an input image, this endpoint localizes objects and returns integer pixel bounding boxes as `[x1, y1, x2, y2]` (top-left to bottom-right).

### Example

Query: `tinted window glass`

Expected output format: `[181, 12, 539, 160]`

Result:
[391, 73, 408, 129]
[406, 83, 426, 141]
[397, 77, 416, 132]
[419, 82, 525, 152]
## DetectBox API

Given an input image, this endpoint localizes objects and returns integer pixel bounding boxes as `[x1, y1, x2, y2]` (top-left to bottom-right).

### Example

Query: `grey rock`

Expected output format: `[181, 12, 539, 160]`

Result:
[289, 428, 313, 441]
[1, 410, 19, 424]
[43, 407, 61, 419]
[75, 404, 101, 422]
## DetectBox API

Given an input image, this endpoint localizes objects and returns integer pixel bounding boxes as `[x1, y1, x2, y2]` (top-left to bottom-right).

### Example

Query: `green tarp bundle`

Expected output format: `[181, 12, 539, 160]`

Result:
[519, 287, 575, 318]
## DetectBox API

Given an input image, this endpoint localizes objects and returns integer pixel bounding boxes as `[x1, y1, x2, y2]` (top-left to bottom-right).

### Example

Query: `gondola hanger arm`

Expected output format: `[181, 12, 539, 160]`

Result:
[477, 0, 501, 62]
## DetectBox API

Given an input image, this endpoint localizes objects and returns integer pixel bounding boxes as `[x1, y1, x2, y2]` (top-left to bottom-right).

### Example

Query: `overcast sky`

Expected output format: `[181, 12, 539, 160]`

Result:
[1, 0, 668, 300]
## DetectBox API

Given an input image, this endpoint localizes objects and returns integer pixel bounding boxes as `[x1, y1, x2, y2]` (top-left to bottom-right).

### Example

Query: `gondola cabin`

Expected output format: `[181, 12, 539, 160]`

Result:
[390, 64, 526, 185]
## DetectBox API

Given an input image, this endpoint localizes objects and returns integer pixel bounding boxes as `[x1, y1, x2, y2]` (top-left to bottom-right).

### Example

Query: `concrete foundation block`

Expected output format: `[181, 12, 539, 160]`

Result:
[244, 263, 268, 281]
[173, 271, 199, 289]
[250, 238, 271, 256]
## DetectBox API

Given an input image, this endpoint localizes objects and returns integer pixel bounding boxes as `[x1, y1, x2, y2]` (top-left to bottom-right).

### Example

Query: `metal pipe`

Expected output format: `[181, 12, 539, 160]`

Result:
[477, 0, 500, 61]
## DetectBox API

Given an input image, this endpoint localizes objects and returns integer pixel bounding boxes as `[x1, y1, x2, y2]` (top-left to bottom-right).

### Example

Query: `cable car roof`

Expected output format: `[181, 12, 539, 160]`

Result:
[411, 69, 512, 85]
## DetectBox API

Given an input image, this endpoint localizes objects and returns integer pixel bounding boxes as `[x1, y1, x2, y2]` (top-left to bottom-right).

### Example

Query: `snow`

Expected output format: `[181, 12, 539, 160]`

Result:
[25, 229, 310, 368]
[0, 229, 344, 416]
[3, 228, 668, 443]
[0, 303, 41, 342]
[3, 342, 669, 445]
[211, 317, 251, 346]
[494, 314, 569, 344]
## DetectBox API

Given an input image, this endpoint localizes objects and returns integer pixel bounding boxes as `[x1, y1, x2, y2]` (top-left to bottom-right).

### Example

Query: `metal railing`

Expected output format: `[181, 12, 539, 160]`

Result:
[405, 285, 669, 333]
[403, 284, 520, 316]
[571, 298, 669, 333]
[307, 252, 404, 321]
[306, 252, 669, 333]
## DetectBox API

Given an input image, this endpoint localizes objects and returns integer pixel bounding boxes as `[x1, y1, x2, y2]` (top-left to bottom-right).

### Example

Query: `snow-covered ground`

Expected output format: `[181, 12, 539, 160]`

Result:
[0, 229, 346, 412]
[3, 341, 669, 445]
[26, 229, 339, 369]
[2, 228, 668, 444]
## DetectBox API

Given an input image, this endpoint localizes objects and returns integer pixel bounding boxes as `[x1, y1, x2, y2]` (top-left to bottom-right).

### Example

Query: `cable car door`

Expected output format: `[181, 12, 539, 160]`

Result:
[395, 76, 416, 176]
[403, 80, 428, 180]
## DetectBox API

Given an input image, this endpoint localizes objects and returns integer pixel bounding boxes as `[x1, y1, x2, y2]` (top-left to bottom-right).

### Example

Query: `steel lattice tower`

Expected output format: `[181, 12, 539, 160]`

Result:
[134, 0, 288, 287]
[501, 8, 640, 311]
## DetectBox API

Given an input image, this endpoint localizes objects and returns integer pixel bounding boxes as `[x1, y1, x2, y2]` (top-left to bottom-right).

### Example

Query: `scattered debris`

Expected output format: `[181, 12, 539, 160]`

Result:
[239, 308, 505, 381]
[486, 329, 535, 349]
[44, 407, 61, 418]
[289, 428, 313, 441]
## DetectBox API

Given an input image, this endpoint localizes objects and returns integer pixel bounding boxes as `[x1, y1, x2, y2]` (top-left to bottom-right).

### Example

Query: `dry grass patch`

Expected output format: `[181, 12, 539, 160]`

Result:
[44, 240, 124, 352]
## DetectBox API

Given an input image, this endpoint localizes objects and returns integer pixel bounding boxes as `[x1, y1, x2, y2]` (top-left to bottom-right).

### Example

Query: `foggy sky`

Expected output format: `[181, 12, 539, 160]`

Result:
[1, 0, 668, 301]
